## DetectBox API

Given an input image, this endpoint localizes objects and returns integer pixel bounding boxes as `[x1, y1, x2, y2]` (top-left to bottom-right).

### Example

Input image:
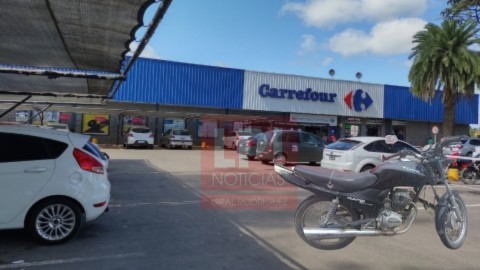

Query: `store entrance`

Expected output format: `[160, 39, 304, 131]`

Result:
[303, 126, 327, 137]
[367, 126, 380, 136]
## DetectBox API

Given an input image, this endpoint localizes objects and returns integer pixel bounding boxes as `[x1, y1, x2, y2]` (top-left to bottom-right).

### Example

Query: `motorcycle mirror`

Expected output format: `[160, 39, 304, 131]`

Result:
[385, 135, 398, 145]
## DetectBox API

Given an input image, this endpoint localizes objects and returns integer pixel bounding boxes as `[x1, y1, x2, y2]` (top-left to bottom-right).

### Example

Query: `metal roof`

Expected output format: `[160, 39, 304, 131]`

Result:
[0, 0, 170, 97]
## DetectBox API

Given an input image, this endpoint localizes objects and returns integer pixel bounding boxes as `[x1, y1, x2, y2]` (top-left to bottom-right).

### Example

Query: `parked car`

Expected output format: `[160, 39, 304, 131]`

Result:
[223, 131, 252, 150]
[238, 133, 264, 160]
[256, 130, 325, 166]
[125, 125, 154, 149]
[321, 136, 420, 172]
[161, 129, 193, 149]
[44, 123, 70, 132]
[457, 137, 480, 156]
[0, 124, 110, 244]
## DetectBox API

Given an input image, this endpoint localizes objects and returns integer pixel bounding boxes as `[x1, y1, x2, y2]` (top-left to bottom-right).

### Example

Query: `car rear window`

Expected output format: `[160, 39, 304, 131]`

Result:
[258, 132, 274, 142]
[132, 128, 150, 133]
[83, 141, 106, 161]
[173, 130, 190, 135]
[326, 140, 362, 150]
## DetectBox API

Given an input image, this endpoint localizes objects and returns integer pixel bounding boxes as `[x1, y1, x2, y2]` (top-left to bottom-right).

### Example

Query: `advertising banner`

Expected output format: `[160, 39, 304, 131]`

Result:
[123, 116, 148, 133]
[82, 114, 110, 135]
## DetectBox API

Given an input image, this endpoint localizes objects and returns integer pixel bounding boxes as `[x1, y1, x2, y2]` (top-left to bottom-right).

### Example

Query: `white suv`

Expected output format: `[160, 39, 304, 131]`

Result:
[0, 124, 110, 244]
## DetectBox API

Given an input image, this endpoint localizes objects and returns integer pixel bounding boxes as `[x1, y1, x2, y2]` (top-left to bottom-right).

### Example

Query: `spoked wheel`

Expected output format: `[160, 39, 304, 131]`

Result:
[26, 199, 82, 245]
[294, 195, 359, 250]
[436, 190, 468, 249]
[461, 168, 476, 184]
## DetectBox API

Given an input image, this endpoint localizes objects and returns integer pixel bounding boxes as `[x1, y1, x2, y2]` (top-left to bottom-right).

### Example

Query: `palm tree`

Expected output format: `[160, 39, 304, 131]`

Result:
[409, 20, 480, 136]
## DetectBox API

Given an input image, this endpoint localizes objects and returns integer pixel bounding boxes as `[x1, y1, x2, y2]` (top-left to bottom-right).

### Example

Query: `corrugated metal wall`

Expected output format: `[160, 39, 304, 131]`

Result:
[242, 71, 384, 118]
[384, 85, 478, 124]
[114, 58, 244, 109]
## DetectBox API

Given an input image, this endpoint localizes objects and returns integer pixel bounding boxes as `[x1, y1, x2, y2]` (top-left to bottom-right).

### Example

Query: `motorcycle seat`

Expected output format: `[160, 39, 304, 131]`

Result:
[294, 165, 377, 193]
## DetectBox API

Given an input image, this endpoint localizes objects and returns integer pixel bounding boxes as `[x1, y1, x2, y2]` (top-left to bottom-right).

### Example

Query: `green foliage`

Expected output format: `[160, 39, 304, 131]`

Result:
[409, 20, 480, 102]
[409, 20, 480, 136]
[443, 0, 480, 24]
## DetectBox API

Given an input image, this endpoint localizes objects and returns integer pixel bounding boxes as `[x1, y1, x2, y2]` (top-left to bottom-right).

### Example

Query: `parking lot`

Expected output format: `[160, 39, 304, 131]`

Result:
[1, 148, 480, 270]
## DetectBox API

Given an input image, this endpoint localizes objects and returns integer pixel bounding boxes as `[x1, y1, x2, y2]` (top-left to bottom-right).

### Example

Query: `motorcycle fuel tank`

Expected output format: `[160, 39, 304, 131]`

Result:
[371, 160, 430, 189]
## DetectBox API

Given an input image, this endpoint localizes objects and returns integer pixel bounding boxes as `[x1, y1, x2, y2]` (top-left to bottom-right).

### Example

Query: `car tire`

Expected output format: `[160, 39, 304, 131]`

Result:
[261, 160, 270, 165]
[309, 162, 317, 165]
[247, 155, 255, 161]
[188, 146, 193, 150]
[360, 165, 375, 172]
[274, 153, 287, 166]
[148, 144, 154, 149]
[26, 198, 83, 245]
[126, 143, 131, 149]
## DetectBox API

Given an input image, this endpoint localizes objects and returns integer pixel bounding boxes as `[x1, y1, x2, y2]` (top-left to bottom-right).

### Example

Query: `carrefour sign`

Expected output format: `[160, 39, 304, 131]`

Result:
[258, 84, 337, 102]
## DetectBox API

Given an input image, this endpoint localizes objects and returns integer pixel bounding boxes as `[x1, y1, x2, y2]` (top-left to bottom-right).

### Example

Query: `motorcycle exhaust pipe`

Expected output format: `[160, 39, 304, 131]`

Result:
[304, 228, 384, 239]
[304, 203, 417, 239]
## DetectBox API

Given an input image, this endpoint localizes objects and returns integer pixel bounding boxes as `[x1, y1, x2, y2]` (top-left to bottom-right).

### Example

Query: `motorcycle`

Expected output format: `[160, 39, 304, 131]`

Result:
[461, 154, 480, 185]
[275, 135, 468, 250]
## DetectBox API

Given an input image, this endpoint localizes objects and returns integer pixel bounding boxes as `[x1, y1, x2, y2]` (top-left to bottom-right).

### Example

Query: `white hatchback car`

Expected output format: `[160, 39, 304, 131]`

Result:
[125, 125, 154, 149]
[0, 124, 110, 244]
[223, 131, 252, 150]
[321, 136, 420, 172]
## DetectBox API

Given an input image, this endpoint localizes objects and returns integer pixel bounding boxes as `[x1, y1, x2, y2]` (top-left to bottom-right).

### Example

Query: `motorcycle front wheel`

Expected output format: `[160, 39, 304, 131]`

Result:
[436, 190, 468, 249]
[294, 195, 359, 250]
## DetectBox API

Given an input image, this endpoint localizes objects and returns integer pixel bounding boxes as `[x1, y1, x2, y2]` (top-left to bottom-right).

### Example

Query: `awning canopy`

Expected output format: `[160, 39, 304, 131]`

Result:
[0, 0, 165, 97]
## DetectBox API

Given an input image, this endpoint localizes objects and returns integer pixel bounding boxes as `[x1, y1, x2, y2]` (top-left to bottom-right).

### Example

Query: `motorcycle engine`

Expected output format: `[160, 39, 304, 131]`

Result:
[378, 189, 414, 230]
[391, 189, 413, 213]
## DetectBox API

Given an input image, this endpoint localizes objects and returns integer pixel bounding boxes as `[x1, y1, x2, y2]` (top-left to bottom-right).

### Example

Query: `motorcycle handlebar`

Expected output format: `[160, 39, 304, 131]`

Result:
[382, 135, 469, 163]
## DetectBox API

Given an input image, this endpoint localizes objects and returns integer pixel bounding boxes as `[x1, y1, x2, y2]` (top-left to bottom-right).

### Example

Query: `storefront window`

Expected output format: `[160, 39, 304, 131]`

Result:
[392, 121, 406, 141]
[163, 118, 184, 132]
[198, 120, 218, 138]
[366, 118, 382, 136]
[345, 117, 361, 137]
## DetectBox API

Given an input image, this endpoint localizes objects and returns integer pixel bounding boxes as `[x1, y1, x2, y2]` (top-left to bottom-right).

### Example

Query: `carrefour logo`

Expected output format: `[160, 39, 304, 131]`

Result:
[258, 84, 337, 102]
[344, 89, 373, 112]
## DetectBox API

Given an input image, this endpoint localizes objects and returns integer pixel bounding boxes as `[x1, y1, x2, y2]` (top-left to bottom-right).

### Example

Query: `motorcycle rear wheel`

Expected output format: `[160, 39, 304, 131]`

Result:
[294, 195, 359, 250]
[436, 190, 468, 249]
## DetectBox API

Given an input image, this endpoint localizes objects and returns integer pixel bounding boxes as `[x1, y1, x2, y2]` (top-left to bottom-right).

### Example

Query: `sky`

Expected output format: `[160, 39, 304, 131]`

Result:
[131, 0, 447, 87]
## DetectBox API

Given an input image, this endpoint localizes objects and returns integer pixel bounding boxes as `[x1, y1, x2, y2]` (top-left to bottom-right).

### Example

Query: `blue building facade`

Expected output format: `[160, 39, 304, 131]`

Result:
[114, 58, 479, 145]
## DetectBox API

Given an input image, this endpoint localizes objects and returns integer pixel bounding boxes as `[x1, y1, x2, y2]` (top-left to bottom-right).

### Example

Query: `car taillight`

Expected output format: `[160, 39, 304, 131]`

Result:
[246, 139, 256, 146]
[73, 148, 104, 174]
[128, 133, 134, 137]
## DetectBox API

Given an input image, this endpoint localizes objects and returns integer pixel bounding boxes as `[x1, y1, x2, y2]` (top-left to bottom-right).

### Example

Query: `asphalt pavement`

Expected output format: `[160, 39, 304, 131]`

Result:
[1, 148, 479, 270]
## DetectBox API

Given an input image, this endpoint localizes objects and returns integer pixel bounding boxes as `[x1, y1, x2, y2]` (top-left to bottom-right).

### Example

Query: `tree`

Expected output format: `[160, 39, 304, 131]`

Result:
[408, 20, 480, 136]
[443, 0, 480, 24]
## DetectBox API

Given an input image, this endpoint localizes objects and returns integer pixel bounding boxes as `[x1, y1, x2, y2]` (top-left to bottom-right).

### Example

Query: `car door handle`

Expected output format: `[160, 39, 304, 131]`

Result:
[24, 167, 48, 173]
